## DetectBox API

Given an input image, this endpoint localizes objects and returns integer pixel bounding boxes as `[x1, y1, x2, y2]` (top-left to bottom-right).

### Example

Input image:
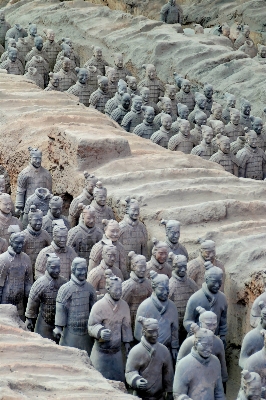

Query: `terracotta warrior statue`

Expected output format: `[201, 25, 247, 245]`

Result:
[172, 103, 190, 134]
[244, 329, 266, 387]
[22, 187, 52, 228]
[191, 124, 215, 160]
[146, 238, 172, 278]
[224, 108, 245, 142]
[89, 75, 111, 113]
[25, 23, 38, 49]
[22, 206, 51, 275]
[150, 113, 173, 149]
[119, 196, 148, 269]
[121, 94, 144, 132]
[187, 239, 225, 291]
[190, 110, 208, 144]
[209, 134, 239, 176]
[24, 66, 44, 89]
[0, 47, 24, 75]
[239, 39, 257, 58]
[159, 84, 177, 117]
[126, 316, 174, 399]
[188, 92, 208, 126]
[0, 167, 11, 195]
[154, 96, 176, 129]
[104, 78, 127, 116]
[250, 116, 266, 151]
[184, 266, 228, 347]
[0, 12, 10, 47]
[133, 106, 157, 139]
[67, 68, 93, 107]
[44, 72, 60, 91]
[222, 92, 236, 124]
[105, 66, 118, 98]
[251, 271, 266, 328]
[84, 65, 99, 94]
[84, 45, 108, 75]
[16, 37, 30, 60]
[25, 35, 48, 65]
[43, 29, 60, 71]
[160, 219, 188, 261]
[138, 64, 165, 103]
[203, 83, 213, 115]
[5, 24, 28, 49]
[35, 219, 77, 281]
[68, 171, 98, 228]
[90, 181, 114, 231]
[89, 219, 127, 279]
[168, 119, 197, 153]
[53, 44, 75, 73]
[42, 196, 70, 238]
[113, 52, 131, 81]
[25, 253, 67, 341]
[15, 146, 52, 216]
[231, 135, 246, 155]
[126, 75, 140, 96]
[237, 370, 264, 400]
[169, 253, 198, 343]
[25, 55, 49, 83]
[210, 120, 226, 152]
[135, 271, 179, 359]
[207, 102, 226, 125]
[0, 225, 32, 320]
[110, 92, 131, 125]
[176, 79, 195, 113]
[140, 86, 159, 114]
[236, 129, 266, 180]
[67, 205, 102, 265]
[177, 308, 228, 385]
[160, 0, 183, 24]
[57, 37, 79, 68]
[173, 324, 225, 400]
[54, 257, 96, 355]
[0, 38, 24, 67]
[256, 44, 266, 65]
[234, 24, 252, 50]
[122, 251, 152, 328]
[57, 57, 77, 91]
[239, 98, 252, 128]
[87, 244, 123, 295]
[239, 301, 266, 369]
[0, 193, 22, 242]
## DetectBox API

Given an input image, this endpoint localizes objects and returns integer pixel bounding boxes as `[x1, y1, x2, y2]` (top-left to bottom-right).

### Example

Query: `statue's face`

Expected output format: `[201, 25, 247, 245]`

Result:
[180, 121, 190, 136]
[201, 245, 215, 261]
[94, 48, 102, 59]
[11, 236, 24, 254]
[242, 104, 251, 116]
[53, 231, 67, 248]
[73, 261, 87, 281]
[162, 115, 172, 131]
[219, 138, 230, 154]
[144, 326, 159, 344]
[85, 180, 95, 194]
[244, 382, 262, 400]
[64, 49, 71, 59]
[51, 76, 59, 87]
[118, 83, 127, 96]
[30, 25, 37, 37]
[99, 79, 108, 93]
[103, 248, 117, 267]
[147, 68, 156, 80]
[133, 98, 142, 112]
[197, 97, 206, 110]
[0, 178, 5, 194]
[47, 259, 60, 279]
[108, 281, 122, 300]
[83, 211, 95, 228]
[35, 37, 43, 51]
[29, 215, 43, 231]
[180, 108, 189, 120]
[201, 316, 217, 333]
[63, 60, 70, 72]
[134, 259, 146, 278]
[196, 115, 207, 127]
[50, 204, 62, 218]
[173, 261, 187, 278]
[202, 130, 213, 144]
[121, 95, 131, 109]
[9, 50, 17, 62]
[105, 223, 120, 242]
[154, 246, 169, 264]
[154, 281, 169, 301]
[206, 275, 222, 294]
[195, 337, 213, 359]
[247, 133, 257, 148]
[141, 89, 149, 102]
[182, 83, 190, 93]
[47, 31, 55, 41]
[213, 107, 222, 119]
[129, 78, 137, 90]
[115, 55, 123, 68]
[167, 88, 176, 100]
[222, 26, 230, 38]
[166, 225, 180, 244]
[95, 192, 106, 206]
[163, 100, 172, 114]
[78, 70, 88, 84]
[231, 112, 240, 125]
[108, 71, 116, 83]
[253, 120, 263, 135]
[214, 125, 224, 136]
[128, 204, 140, 221]
[0, 197, 11, 214]
[9, 41, 16, 48]
[204, 87, 213, 99]
[144, 109, 155, 123]
[30, 153, 42, 168]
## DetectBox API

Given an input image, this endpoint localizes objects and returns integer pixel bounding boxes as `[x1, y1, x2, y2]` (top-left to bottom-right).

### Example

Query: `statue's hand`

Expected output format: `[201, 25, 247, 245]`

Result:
[15, 207, 22, 217]
[53, 326, 63, 340]
[100, 329, 111, 341]
[136, 377, 148, 390]
[25, 318, 34, 331]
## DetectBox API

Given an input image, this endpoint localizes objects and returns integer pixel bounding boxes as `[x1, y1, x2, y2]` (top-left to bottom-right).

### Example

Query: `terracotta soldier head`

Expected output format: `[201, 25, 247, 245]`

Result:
[43, 28, 55, 43]
[83, 172, 98, 195]
[62, 57, 71, 72]
[179, 119, 190, 137]
[161, 113, 172, 131]
[181, 79, 191, 94]
[165, 84, 177, 100]
[142, 64, 157, 80]
[62, 37, 73, 49]
[191, 323, 214, 359]
[140, 87, 150, 103]
[199, 239, 216, 262]
[141, 106, 155, 124]
[28, 146, 42, 169]
[34, 36, 43, 51]
[28, 205, 43, 231]
[93, 181, 107, 207]
[250, 116, 263, 136]
[48, 72, 60, 89]
[242, 25, 251, 39]
[8, 225, 24, 254]
[151, 238, 169, 265]
[92, 45, 103, 61]
[241, 370, 262, 400]
[161, 219, 181, 245]
[61, 43, 71, 59]
[137, 316, 159, 343]
[211, 102, 223, 120]
[0, 175, 6, 194]
[150, 270, 169, 301]
[78, 204, 96, 228]
[28, 23, 37, 38]
[159, 96, 172, 114]
[131, 94, 142, 112]
[128, 251, 146, 278]
[46, 252, 61, 279]
[245, 129, 258, 149]
[97, 75, 108, 93]
[7, 38, 16, 48]
[211, 120, 225, 136]
[240, 98, 251, 117]
[225, 92, 236, 109]
[113, 52, 124, 69]
[102, 219, 120, 243]
[124, 197, 140, 221]
[48, 196, 63, 219]
[105, 66, 117, 84]
[229, 108, 241, 126]
[173, 73, 184, 90]
[8, 47, 18, 62]
[75, 68, 88, 85]
[0, 193, 12, 215]
[202, 125, 213, 144]
[169, 253, 187, 278]
[71, 257, 88, 281]
[204, 83, 213, 100]
[126, 76, 138, 92]
[177, 103, 189, 119]
[194, 110, 207, 127]
[52, 219, 68, 249]
[194, 92, 206, 110]
[106, 275, 122, 301]
[0, 11, 6, 21]
[221, 23, 230, 38]
[216, 134, 230, 154]
[196, 306, 217, 333]
[102, 244, 117, 268]
[205, 266, 223, 294]
[121, 92, 131, 110]
[258, 44, 266, 59]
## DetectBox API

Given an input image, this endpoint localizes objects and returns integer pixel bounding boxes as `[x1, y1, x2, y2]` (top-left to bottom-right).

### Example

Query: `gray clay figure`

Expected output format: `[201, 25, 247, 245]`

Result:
[22, 187, 52, 229]
[146, 238, 172, 278]
[0, 225, 32, 319]
[104, 78, 127, 116]
[239, 301, 266, 369]
[231, 135, 246, 155]
[188, 92, 208, 126]
[0, 12, 10, 47]
[68, 172, 98, 228]
[150, 113, 173, 148]
[121, 94, 144, 132]
[239, 98, 252, 129]
[207, 102, 226, 126]
[43, 29, 60, 71]
[159, 84, 178, 117]
[126, 75, 140, 96]
[251, 116, 266, 151]
[84, 45, 108, 76]
[42, 196, 70, 238]
[140, 86, 159, 114]
[135, 270, 179, 359]
[53, 257, 96, 354]
[209, 134, 239, 176]
[183, 266, 228, 347]
[256, 44, 266, 65]
[154, 96, 176, 129]
[110, 92, 131, 125]
[57, 57, 77, 91]
[25, 23, 38, 49]
[138, 64, 165, 104]
[237, 370, 264, 400]
[89, 219, 127, 280]
[105, 66, 118, 98]
[234, 25, 252, 50]
[160, 219, 188, 262]
[25, 36, 48, 65]
[225, 108, 245, 142]
[44, 72, 61, 91]
[67, 205, 103, 265]
[160, 0, 183, 24]
[89, 75, 111, 113]
[172, 103, 190, 134]
[25, 55, 49, 84]
[67, 68, 93, 107]
[187, 239, 225, 291]
[57, 38, 79, 67]
[176, 79, 195, 113]
[88, 275, 133, 381]
[169, 253, 198, 343]
[113, 52, 131, 81]
[222, 92, 236, 125]
[236, 129, 266, 180]
[250, 271, 266, 328]
[168, 119, 197, 153]
[126, 316, 174, 399]
[24, 66, 44, 89]
[191, 125, 215, 159]
[210, 120, 226, 152]
[0, 47, 24, 75]
[35, 220, 77, 281]
[53, 44, 75, 73]
[5, 24, 27, 49]
[15, 147, 52, 216]
[177, 307, 228, 384]
[25, 253, 67, 341]
[122, 251, 152, 328]
[239, 40, 257, 58]
[244, 329, 266, 387]
[133, 106, 157, 139]
[90, 181, 114, 231]
[87, 244, 123, 295]
[0, 38, 24, 67]
[173, 72, 184, 91]
[16, 37, 31, 60]
[0, 193, 22, 242]
[173, 324, 225, 400]
[22, 206, 51, 275]
[190, 110, 208, 144]
[204, 83, 214, 115]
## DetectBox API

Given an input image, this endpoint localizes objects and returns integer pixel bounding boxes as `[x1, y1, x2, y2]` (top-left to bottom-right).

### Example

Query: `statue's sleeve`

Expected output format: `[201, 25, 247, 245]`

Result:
[89, 283, 97, 310]
[217, 339, 228, 382]
[168, 134, 181, 151]
[67, 227, 79, 251]
[25, 278, 43, 318]
[24, 255, 33, 297]
[121, 279, 133, 303]
[86, 268, 100, 290]
[134, 301, 147, 341]
[183, 295, 197, 333]
[191, 145, 202, 156]
[176, 338, 192, 364]
[214, 369, 226, 400]
[125, 346, 143, 388]
[121, 112, 132, 132]
[35, 248, 48, 280]
[141, 224, 148, 259]
[89, 91, 99, 109]
[15, 169, 28, 209]
[186, 259, 199, 285]
[88, 242, 102, 272]
[162, 348, 174, 393]
[87, 302, 105, 338]
[173, 359, 190, 397]
[0, 257, 8, 289]
[54, 283, 70, 327]
[121, 302, 133, 343]
[118, 243, 128, 280]
[110, 107, 122, 123]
